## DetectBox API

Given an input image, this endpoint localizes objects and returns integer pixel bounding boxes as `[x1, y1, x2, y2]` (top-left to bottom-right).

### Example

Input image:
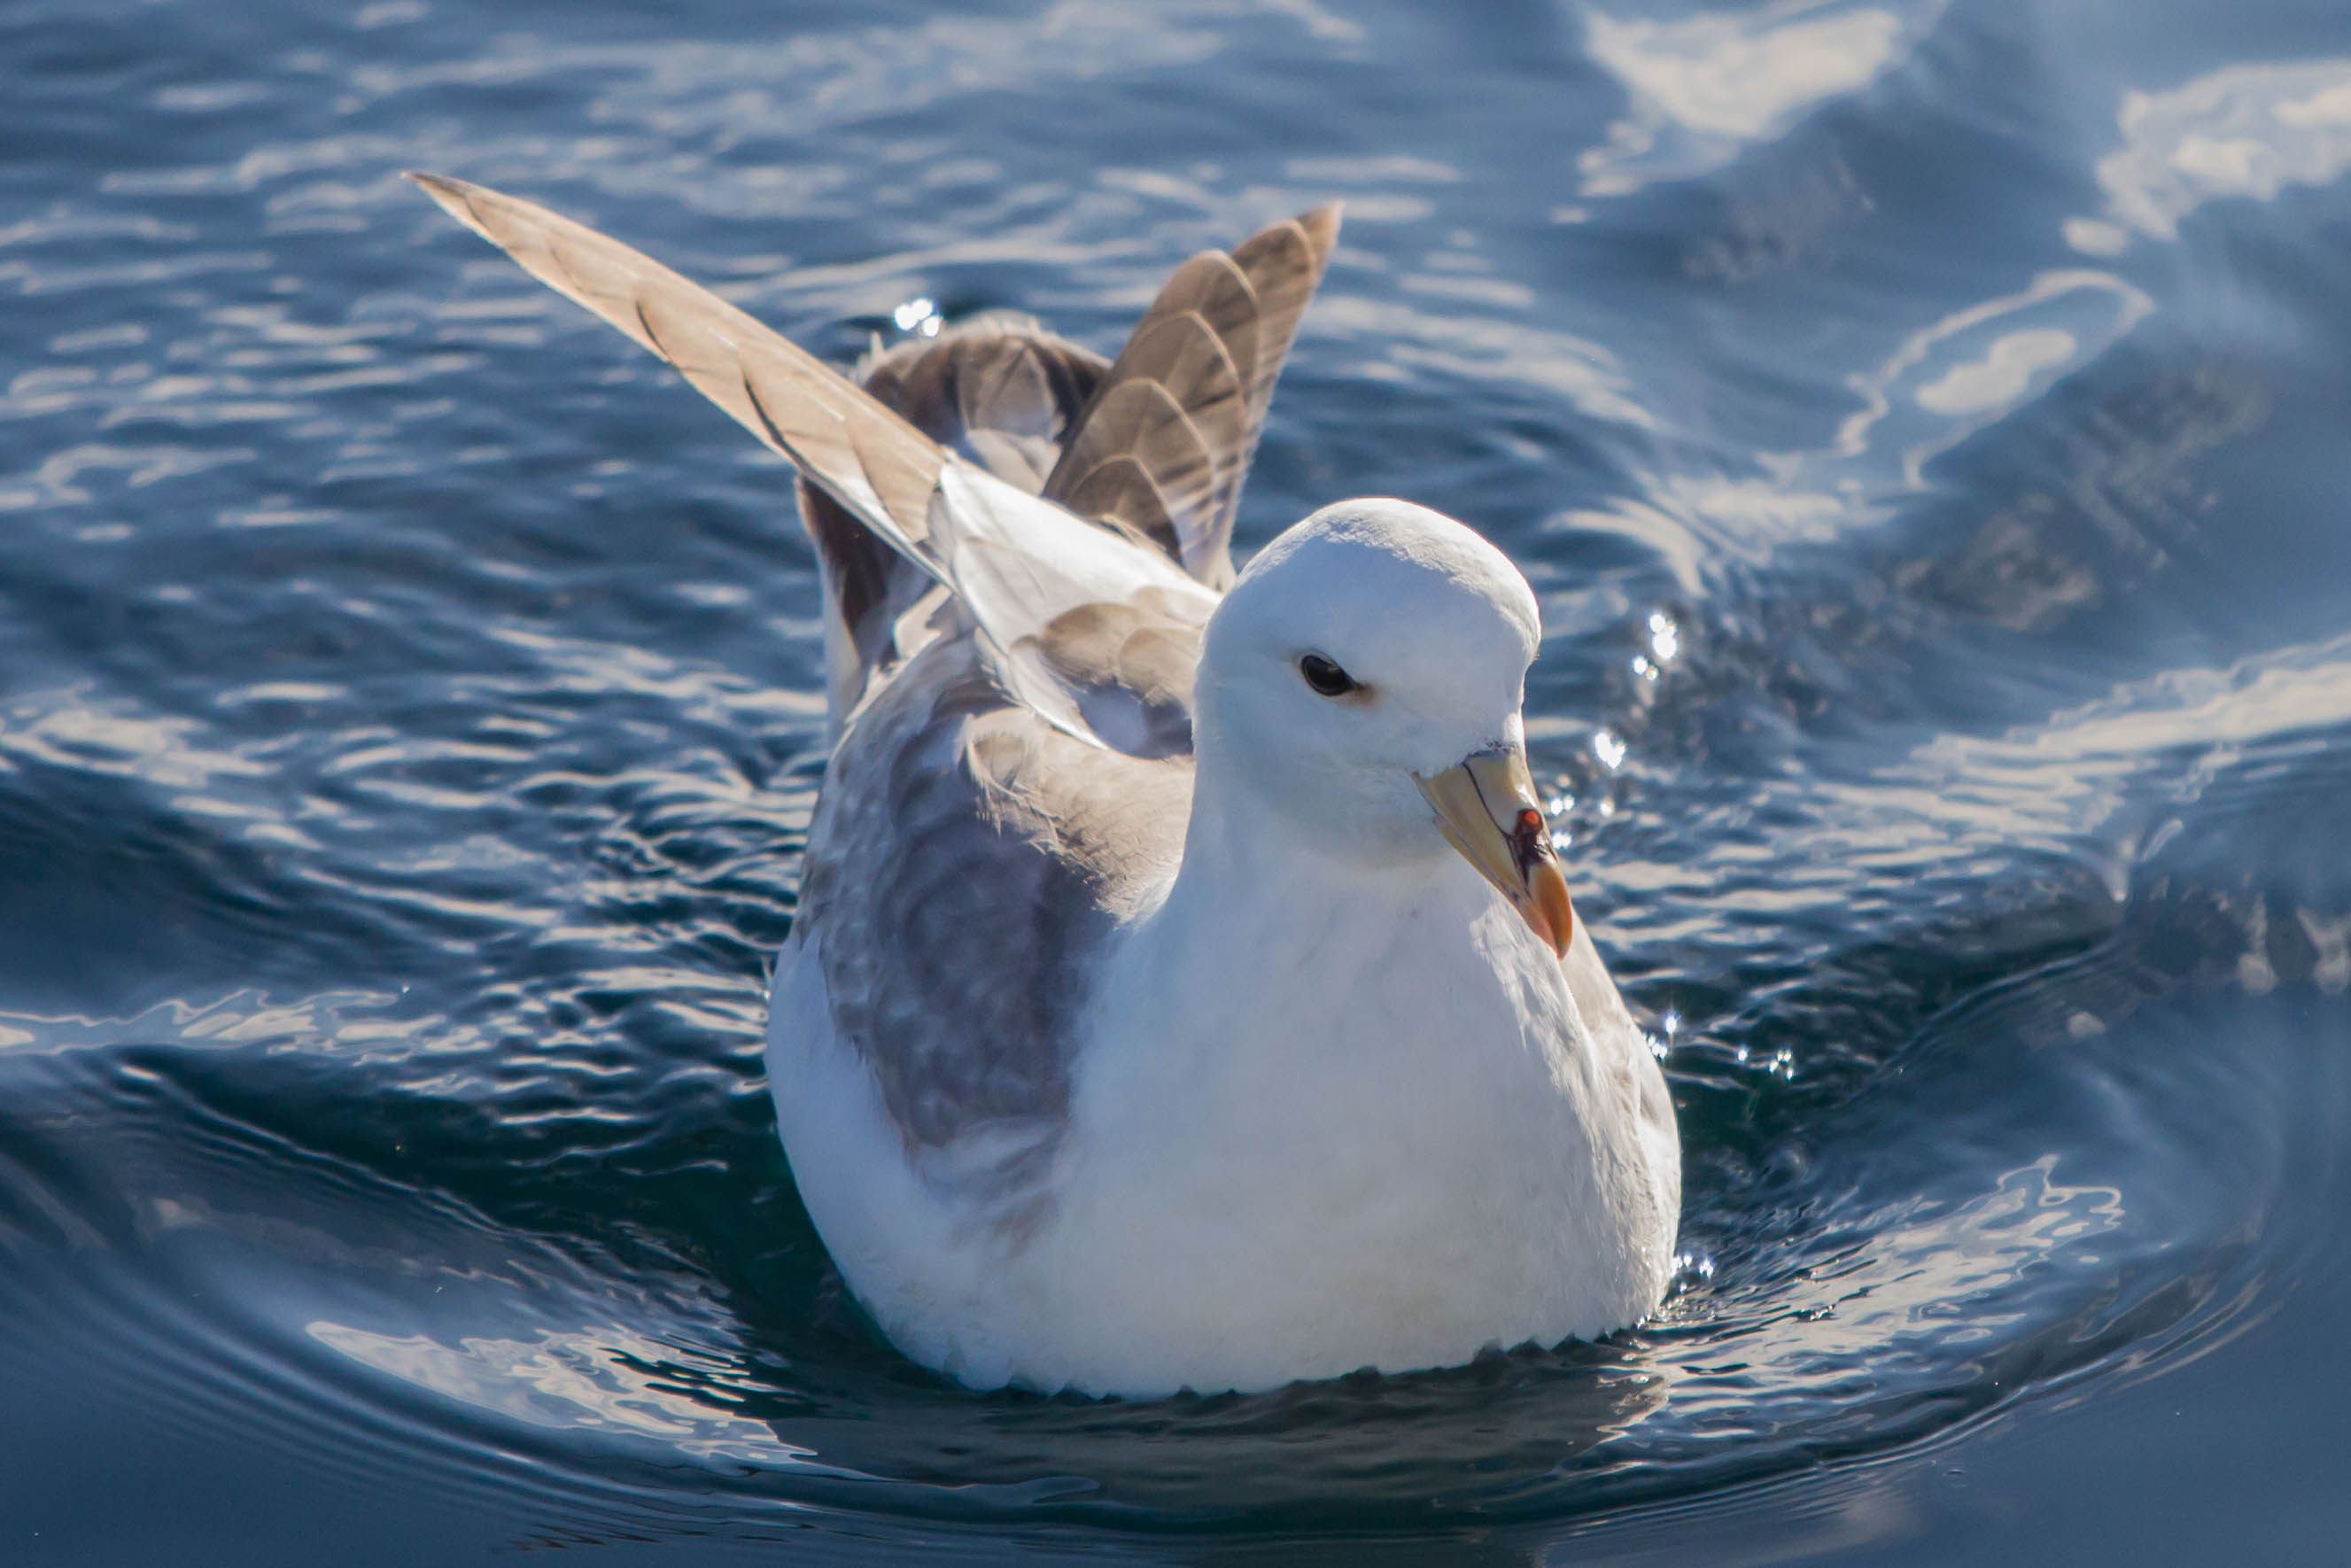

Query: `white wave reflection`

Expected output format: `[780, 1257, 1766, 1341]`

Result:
[1837, 269, 2154, 486]
[0, 686, 268, 792]
[310, 1320, 816, 1465]
[0, 989, 435, 1058]
[1592, 630, 2351, 966]
[2071, 58, 2351, 255]
[1889, 630, 2351, 856]
[1579, 1, 1944, 196]
[1913, 328, 2077, 415]
[1563, 253, 2145, 592]
[1312, 294, 1653, 427]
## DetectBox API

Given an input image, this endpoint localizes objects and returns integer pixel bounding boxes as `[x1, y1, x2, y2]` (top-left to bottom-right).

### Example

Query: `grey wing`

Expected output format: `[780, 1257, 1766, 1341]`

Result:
[799, 632, 1192, 1156]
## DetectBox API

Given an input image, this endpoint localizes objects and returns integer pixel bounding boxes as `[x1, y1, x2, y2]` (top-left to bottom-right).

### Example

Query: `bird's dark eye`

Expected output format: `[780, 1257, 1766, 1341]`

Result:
[1299, 653, 1358, 696]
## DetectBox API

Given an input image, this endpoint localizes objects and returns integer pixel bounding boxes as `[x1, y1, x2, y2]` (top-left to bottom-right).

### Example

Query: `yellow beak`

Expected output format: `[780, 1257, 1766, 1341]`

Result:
[1416, 747, 1576, 959]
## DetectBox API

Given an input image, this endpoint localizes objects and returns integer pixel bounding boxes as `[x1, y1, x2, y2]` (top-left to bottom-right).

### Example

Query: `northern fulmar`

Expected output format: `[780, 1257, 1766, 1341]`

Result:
[412, 174, 1681, 1397]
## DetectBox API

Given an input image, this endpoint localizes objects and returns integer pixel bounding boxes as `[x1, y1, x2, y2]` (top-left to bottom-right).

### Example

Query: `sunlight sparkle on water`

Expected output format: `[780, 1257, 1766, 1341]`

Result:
[892, 297, 943, 336]
[1648, 609, 1680, 664]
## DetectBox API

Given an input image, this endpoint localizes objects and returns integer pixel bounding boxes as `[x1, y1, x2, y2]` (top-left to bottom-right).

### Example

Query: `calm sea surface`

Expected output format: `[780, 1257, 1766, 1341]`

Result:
[5, 1, 2350, 1563]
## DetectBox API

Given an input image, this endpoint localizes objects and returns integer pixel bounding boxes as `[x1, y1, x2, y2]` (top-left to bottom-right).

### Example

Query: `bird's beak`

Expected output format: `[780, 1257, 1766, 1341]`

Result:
[1416, 747, 1575, 959]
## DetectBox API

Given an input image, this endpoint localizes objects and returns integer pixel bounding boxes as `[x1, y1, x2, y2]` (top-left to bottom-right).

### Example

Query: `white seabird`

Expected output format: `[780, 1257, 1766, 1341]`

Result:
[412, 174, 1682, 1398]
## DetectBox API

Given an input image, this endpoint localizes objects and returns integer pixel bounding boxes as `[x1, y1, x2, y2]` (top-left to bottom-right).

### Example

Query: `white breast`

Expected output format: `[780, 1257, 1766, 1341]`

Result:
[771, 858, 1680, 1398]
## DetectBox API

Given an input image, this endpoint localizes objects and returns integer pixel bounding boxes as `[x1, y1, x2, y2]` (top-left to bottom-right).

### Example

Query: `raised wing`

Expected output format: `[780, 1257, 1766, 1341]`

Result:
[408, 172, 1218, 748]
[1042, 205, 1340, 588]
[408, 171, 949, 578]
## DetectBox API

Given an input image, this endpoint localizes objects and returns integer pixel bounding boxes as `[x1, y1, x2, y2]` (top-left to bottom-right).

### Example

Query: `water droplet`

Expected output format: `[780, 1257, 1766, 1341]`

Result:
[1593, 728, 1626, 770]
[892, 296, 940, 333]
[1662, 1008, 1680, 1036]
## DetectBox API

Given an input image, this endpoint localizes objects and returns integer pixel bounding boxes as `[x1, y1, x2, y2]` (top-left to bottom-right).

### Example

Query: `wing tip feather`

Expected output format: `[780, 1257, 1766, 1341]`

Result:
[1295, 201, 1342, 263]
[405, 169, 489, 232]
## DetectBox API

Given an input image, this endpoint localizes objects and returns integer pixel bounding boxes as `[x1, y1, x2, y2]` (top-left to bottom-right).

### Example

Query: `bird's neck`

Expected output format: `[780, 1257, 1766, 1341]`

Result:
[1159, 760, 1463, 948]
[1088, 762, 1498, 1082]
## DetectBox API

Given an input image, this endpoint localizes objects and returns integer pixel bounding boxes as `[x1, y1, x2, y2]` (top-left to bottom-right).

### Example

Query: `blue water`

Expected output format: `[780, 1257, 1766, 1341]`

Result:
[5, 1, 2351, 1562]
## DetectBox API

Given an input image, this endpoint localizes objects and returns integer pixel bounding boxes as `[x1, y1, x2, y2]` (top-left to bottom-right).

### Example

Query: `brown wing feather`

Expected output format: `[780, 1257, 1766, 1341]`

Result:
[1051, 375, 1223, 563]
[1044, 204, 1340, 587]
[1230, 206, 1341, 417]
[1057, 455, 1179, 557]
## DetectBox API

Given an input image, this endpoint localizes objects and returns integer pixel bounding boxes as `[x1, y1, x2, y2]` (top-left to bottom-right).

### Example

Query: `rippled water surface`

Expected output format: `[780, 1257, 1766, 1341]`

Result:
[6, 1, 2351, 1563]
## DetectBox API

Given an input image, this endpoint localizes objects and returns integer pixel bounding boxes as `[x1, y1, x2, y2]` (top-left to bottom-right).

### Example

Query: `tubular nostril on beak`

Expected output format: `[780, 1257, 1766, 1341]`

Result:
[1416, 746, 1575, 959]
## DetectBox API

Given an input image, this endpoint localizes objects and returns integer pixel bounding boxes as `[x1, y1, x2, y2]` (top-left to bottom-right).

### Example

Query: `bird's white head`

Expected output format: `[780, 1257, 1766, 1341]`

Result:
[1193, 498, 1573, 954]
